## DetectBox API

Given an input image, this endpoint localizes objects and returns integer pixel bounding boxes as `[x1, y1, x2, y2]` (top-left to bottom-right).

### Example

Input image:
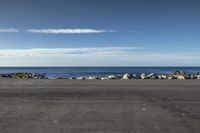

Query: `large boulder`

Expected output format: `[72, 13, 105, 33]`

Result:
[69, 77, 76, 79]
[87, 76, 99, 80]
[146, 73, 158, 79]
[197, 75, 200, 80]
[132, 74, 141, 79]
[108, 75, 117, 79]
[122, 73, 132, 79]
[0, 74, 12, 78]
[191, 73, 200, 79]
[167, 75, 175, 80]
[176, 75, 186, 80]
[158, 74, 167, 79]
[185, 74, 191, 79]
[116, 75, 123, 79]
[77, 77, 85, 80]
[190, 74, 196, 79]
[140, 73, 146, 79]
[100, 76, 109, 80]
[173, 71, 187, 79]
[173, 71, 186, 75]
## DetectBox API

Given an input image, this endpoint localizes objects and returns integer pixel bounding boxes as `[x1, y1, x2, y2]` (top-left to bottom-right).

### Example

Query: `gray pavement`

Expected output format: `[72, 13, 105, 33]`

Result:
[0, 79, 200, 133]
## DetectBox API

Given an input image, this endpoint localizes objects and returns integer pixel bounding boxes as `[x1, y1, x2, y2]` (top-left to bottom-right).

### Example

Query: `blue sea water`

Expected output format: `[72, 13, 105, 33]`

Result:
[0, 67, 200, 79]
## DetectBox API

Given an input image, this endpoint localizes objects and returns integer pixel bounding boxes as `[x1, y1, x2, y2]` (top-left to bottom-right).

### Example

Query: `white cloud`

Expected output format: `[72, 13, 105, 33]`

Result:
[0, 28, 19, 33]
[0, 47, 199, 66]
[0, 47, 139, 57]
[0, 28, 114, 34]
[26, 29, 114, 34]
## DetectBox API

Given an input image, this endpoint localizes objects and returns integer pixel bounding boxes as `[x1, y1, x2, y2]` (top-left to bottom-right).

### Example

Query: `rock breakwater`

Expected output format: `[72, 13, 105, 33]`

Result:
[0, 72, 47, 79]
[1, 71, 200, 80]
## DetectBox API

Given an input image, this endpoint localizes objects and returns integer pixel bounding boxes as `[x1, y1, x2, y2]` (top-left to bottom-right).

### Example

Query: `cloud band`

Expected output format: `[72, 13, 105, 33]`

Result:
[0, 47, 199, 66]
[0, 28, 19, 33]
[26, 29, 113, 34]
[0, 28, 114, 34]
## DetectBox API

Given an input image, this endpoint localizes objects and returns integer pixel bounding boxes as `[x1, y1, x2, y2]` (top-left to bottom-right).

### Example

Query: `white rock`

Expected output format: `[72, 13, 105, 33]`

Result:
[100, 77, 109, 80]
[197, 75, 200, 80]
[108, 75, 116, 79]
[177, 75, 186, 80]
[87, 76, 97, 80]
[122, 73, 131, 79]
[77, 77, 85, 80]
[140, 73, 146, 79]
[161, 75, 167, 79]
[167, 75, 174, 80]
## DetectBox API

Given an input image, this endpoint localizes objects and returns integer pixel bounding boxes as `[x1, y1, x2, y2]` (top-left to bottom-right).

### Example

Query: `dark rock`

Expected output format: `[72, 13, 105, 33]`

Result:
[173, 71, 186, 75]
[0, 72, 47, 79]
[132, 74, 141, 79]
[146, 73, 158, 79]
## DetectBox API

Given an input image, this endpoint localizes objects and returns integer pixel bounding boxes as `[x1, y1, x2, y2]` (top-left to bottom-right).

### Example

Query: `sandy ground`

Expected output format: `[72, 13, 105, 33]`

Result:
[0, 79, 200, 133]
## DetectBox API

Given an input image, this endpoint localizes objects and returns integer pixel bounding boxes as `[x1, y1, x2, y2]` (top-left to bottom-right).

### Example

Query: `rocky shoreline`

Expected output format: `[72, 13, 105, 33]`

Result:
[1, 71, 200, 80]
[0, 72, 48, 79]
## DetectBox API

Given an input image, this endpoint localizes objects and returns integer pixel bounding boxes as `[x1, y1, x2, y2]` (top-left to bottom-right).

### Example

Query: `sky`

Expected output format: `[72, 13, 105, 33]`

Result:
[0, 0, 200, 66]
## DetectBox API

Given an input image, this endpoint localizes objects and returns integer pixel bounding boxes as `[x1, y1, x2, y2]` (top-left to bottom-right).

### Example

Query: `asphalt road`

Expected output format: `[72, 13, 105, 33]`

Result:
[0, 79, 200, 133]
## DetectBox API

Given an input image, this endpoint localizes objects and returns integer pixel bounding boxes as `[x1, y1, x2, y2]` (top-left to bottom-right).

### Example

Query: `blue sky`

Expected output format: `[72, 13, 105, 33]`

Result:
[0, 0, 200, 66]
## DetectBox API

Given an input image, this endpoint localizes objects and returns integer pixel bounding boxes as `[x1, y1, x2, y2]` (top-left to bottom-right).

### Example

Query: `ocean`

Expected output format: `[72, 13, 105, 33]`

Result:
[0, 67, 200, 79]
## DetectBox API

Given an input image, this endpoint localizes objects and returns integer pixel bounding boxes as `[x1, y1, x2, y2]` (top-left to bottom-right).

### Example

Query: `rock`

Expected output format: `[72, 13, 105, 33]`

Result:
[116, 75, 123, 79]
[108, 75, 117, 79]
[122, 73, 132, 79]
[132, 74, 141, 79]
[57, 77, 69, 79]
[0, 74, 12, 78]
[191, 73, 200, 79]
[1, 71, 200, 80]
[197, 75, 200, 80]
[193, 73, 200, 79]
[185, 74, 191, 79]
[176, 75, 186, 80]
[173, 71, 186, 75]
[158, 75, 162, 79]
[190, 74, 196, 79]
[158, 74, 167, 79]
[77, 77, 85, 80]
[167, 75, 175, 80]
[146, 73, 158, 79]
[162, 75, 168, 79]
[28, 73, 32, 78]
[96, 76, 101, 80]
[140, 73, 146, 79]
[172, 71, 188, 79]
[0, 72, 47, 79]
[87, 76, 98, 80]
[100, 77, 109, 80]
